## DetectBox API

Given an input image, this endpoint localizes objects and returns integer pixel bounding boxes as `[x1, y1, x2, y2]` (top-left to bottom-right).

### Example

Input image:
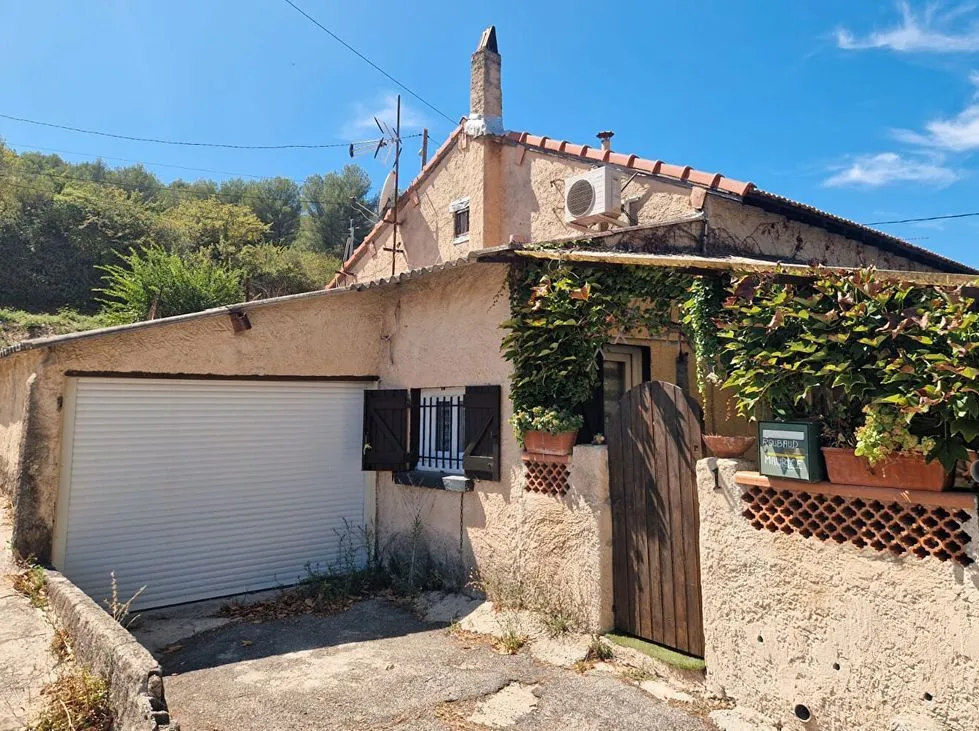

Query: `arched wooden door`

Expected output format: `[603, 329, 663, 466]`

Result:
[607, 380, 705, 657]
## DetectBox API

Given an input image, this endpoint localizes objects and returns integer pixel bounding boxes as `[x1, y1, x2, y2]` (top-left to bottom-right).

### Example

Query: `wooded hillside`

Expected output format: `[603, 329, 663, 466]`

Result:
[0, 142, 375, 314]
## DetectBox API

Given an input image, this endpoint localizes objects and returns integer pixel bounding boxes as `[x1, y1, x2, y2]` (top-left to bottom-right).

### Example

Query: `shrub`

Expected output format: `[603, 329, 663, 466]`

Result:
[97, 246, 243, 323]
[719, 268, 979, 470]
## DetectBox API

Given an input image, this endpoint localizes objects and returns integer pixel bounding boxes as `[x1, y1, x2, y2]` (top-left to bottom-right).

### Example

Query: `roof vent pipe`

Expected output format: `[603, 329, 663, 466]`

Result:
[597, 130, 614, 151]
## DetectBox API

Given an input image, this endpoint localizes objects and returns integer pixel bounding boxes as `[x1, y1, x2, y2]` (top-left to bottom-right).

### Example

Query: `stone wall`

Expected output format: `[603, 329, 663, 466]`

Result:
[697, 458, 979, 731]
[46, 571, 169, 731]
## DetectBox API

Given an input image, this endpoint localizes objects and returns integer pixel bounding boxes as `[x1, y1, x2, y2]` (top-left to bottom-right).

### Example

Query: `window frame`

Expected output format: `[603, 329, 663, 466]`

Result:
[449, 197, 470, 244]
[415, 387, 466, 475]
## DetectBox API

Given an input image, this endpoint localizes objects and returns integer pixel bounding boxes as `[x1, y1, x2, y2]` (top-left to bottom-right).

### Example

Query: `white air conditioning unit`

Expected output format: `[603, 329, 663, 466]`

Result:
[563, 167, 621, 224]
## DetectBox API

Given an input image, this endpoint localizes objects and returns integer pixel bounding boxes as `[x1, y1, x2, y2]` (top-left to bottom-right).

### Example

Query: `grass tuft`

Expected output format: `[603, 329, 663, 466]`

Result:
[103, 571, 145, 628]
[586, 635, 614, 662]
[50, 629, 73, 663]
[495, 627, 528, 655]
[12, 560, 48, 609]
[27, 667, 113, 731]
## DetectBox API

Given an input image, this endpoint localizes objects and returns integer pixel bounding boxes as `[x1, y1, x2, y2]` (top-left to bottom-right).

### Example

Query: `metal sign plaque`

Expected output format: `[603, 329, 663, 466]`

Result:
[758, 421, 824, 482]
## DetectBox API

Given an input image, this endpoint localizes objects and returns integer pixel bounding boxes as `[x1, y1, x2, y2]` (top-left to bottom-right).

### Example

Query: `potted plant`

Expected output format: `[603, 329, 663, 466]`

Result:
[822, 404, 950, 491]
[512, 407, 584, 456]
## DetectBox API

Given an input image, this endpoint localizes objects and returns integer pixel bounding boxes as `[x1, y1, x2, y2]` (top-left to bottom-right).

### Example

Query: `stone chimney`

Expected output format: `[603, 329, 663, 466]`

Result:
[465, 26, 503, 137]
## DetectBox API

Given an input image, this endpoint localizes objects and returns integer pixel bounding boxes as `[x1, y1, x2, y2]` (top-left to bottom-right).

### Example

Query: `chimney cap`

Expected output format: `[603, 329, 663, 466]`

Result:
[596, 130, 614, 140]
[477, 26, 498, 53]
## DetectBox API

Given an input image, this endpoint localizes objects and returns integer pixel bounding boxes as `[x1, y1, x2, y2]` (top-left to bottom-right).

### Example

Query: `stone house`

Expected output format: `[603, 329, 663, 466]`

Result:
[1, 26, 977, 731]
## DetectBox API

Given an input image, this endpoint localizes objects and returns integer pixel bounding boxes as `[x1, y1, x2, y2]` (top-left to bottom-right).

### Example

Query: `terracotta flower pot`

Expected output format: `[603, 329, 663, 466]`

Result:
[703, 434, 756, 459]
[821, 447, 951, 491]
[524, 430, 577, 456]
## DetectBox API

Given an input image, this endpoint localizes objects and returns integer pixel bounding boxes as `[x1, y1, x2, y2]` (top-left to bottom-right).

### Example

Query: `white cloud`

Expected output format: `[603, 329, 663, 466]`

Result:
[823, 152, 960, 187]
[341, 93, 428, 141]
[836, 2, 979, 53]
[891, 73, 979, 149]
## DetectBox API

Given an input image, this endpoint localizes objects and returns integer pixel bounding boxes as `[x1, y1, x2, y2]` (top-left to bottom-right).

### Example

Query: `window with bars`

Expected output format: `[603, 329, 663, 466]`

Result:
[362, 384, 500, 483]
[416, 389, 465, 473]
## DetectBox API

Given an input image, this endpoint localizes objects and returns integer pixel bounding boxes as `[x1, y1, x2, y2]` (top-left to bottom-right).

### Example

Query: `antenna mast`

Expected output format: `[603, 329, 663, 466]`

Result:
[391, 95, 401, 277]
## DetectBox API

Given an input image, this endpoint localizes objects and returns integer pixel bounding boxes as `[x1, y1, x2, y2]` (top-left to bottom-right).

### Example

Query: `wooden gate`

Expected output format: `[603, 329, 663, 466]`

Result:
[607, 380, 705, 657]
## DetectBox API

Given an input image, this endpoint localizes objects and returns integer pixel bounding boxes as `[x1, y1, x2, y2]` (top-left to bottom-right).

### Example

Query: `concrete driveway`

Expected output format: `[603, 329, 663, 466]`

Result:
[147, 599, 713, 731]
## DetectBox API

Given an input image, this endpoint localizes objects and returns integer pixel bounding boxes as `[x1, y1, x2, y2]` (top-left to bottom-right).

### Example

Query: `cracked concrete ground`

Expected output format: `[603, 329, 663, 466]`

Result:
[153, 599, 713, 731]
[0, 508, 56, 731]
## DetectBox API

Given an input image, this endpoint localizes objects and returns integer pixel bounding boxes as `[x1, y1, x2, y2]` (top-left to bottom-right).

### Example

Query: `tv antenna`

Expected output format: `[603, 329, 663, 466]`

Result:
[344, 95, 406, 277]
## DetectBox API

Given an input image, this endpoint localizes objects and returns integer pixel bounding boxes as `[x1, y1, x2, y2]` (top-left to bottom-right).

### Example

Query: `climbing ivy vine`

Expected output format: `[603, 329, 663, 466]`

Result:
[501, 260, 697, 437]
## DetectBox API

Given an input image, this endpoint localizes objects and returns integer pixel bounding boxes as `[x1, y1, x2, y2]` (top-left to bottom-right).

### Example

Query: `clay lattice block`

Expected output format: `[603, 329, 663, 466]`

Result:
[741, 486, 975, 566]
[524, 460, 570, 496]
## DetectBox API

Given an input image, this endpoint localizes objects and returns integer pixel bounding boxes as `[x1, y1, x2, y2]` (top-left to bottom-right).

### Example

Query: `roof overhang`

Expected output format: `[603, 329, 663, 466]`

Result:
[510, 247, 979, 287]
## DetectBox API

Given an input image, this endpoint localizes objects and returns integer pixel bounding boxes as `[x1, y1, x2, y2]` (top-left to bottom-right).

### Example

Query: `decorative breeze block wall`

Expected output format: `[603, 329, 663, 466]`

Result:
[741, 485, 975, 566]
[523, 454, 570, 496]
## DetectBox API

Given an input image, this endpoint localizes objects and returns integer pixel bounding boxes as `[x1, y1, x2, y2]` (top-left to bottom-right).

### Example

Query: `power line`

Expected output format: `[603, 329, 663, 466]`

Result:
[280, 0, 456, 126]
[4, 141, 269, 180]
[866, 211, 979, 226]
[0, 111, 403, 150]
[0, 167, 338, 210]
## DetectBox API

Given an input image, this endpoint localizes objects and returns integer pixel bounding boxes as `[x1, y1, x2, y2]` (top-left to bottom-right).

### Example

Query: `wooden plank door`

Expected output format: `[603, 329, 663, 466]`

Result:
[608, 380, 705, 657]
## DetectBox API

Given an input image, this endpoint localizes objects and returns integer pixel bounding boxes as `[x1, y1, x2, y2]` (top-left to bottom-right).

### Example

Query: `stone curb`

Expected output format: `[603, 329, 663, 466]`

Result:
[45, 571, 174, 731]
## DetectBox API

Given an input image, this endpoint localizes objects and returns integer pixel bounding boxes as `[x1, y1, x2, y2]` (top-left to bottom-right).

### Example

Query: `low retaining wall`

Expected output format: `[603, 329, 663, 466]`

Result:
[697, 458, 979, 731]
[46, 571, 171, 731]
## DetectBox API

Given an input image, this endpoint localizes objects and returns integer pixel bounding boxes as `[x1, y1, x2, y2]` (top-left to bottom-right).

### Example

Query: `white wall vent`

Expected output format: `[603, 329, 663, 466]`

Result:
[563, 167, 621, 224]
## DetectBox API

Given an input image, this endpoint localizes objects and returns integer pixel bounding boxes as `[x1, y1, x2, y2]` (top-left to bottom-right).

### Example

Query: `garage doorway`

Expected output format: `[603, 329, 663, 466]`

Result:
[53, 376, 374, 609]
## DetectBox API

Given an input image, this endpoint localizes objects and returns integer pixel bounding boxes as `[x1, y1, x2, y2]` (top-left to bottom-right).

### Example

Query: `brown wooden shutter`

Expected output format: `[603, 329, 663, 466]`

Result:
[362, 389, 410, 471]
[463, 385, 501, 481]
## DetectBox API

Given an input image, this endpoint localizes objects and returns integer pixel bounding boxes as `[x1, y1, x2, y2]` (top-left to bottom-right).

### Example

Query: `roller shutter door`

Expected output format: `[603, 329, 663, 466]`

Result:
[54, 377, 368, 609]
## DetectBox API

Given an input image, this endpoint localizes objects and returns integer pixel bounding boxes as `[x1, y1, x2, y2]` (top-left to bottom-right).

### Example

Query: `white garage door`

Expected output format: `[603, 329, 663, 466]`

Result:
[54, 377, 370, 610]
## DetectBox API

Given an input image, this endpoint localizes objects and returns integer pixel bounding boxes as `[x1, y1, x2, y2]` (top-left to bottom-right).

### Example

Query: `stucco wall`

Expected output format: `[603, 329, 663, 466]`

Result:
[5, 290, 385, 561]
[0, 350, 43, 500]
[350, 135, 487, 282]
[500, 144, 700, 246]
[372, 264, 613, 630]
[704, 195, 929, 270]
[698, 458, 979, 731]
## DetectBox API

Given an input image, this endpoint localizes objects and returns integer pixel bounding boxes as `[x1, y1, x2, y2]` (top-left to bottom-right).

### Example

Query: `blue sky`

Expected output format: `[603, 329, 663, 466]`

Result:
[3, 1, 979, 266]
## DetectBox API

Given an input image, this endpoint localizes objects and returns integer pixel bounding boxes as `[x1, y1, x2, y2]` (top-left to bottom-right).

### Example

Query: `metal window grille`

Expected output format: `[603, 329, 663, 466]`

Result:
[417, 395, 466, 473]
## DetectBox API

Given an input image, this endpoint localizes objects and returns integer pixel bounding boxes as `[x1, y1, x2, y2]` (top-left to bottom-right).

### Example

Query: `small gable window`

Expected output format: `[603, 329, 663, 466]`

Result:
[450, 197, 470, 243]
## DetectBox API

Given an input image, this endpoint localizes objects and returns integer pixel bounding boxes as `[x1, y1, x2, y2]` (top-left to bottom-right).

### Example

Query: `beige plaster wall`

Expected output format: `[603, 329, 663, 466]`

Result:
[0, 350, 43, 499]
[350, 135, 488, 282]
[704, 196, 930, 270]
[698, 458, 979, 731]
[500, 144, 700, 246]
[5, 290, 385, 560]
[373, 263, 613, 630]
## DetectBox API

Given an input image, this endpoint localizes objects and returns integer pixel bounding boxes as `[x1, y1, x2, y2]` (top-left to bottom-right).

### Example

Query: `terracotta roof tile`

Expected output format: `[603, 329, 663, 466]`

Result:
[506, 130, 755, 197]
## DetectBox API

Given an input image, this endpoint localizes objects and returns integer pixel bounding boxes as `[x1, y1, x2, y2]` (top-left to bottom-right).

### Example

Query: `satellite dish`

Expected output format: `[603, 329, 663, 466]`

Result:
[377, 170, 396, 216]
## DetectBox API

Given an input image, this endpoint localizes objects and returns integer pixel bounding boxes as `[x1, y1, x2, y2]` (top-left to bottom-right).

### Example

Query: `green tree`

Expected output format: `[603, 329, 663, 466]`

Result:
[235, 244, 340, 299]
[219, 177, 301, 245]
[161, 197, 269, 261]
[299, 165, 374, 255]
